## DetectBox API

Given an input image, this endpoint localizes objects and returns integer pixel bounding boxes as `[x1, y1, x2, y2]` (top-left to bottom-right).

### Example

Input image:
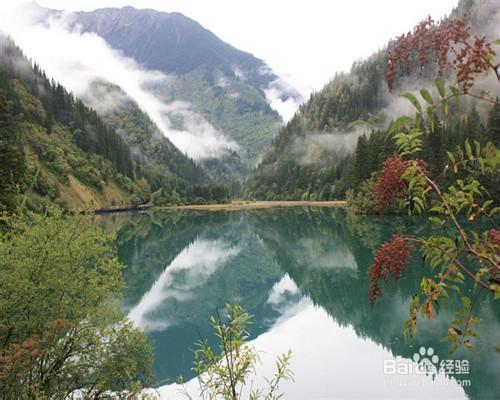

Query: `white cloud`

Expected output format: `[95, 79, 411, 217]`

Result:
[153, 299, 466, 399]
[289, 127, 369, 166]
[267, 274, 300, 306]
[0, 0, 458, 93]
[0, 8, 237, 160]
[127, 239, 240, 331]
[258, 64, 307, 122]
[264, 80, 303, 123]
[291, 237, 358, 270]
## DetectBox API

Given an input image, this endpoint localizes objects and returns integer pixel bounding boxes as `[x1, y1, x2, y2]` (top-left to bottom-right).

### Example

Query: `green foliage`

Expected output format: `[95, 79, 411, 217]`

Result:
[247, 9, 499, 204]
[435, 76, 446, 98]
[346, 174, 378, 215]
[246, 50, 389, 200]
[388, 116, 413, 134]
[180, 304, 293, 400]
[393, 129, 423, 156]
[159, 67, 281, 168]
[369, 70, 499, 353]
[0, 88, 25, 211]
[0, 208, 152, 398]
[346, 101, 500, 213]
[0, 36, 236, 211]
[442, 295, 482, 356]
[86, 81, 208, 185]
[402, 92, 422, 114]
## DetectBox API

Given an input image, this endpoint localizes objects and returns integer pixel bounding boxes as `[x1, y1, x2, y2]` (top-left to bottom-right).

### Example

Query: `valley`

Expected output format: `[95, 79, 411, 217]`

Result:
[0, 1, 498, 399]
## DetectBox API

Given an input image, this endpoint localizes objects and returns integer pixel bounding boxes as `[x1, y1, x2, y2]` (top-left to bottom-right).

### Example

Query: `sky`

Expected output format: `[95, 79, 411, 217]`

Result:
[0, 0, 461, 159]
[1, 0, 458, 94]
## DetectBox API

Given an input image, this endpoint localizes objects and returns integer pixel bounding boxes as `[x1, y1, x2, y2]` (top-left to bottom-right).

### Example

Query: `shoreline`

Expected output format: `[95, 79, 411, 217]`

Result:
[157, 200, 347, 212]
[93, 200, 347, 214]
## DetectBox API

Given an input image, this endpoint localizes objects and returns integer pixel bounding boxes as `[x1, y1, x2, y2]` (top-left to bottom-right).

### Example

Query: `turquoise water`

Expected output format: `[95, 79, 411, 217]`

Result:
[105, 208, 499, 399]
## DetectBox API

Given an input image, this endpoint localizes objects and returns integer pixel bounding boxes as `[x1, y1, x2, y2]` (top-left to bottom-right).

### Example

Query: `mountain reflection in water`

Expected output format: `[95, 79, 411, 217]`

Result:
[100, 208, 499, 399]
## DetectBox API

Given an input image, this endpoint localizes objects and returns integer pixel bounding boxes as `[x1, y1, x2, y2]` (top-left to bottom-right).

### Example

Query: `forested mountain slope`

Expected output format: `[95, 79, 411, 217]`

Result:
[72, 6, 298, 168]
[246, 0, 499, 201]
[0, 36, 230, 212]
[83, 80, 206, 184]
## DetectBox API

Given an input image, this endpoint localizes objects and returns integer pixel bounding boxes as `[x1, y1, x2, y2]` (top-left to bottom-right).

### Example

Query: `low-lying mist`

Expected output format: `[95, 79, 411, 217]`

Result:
[289, 126, 368, 166]
[0, 7, 238, 160]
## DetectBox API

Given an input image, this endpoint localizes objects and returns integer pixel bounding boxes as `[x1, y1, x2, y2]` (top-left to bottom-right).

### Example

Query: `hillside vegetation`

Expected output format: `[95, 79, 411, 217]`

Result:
[73, 5, 297, 171]
[0, 36, 231, 212]
[245, 0, 499, 203]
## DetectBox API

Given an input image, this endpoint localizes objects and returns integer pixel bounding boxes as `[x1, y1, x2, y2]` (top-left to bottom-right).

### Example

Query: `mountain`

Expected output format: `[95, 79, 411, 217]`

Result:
[75, 6, 276, 89]
[18, 3, 302, 177]
[72, 6, 302, 169]
[0, 35, 231, 212]
[82, 80, 207, 184]
[245, 0, 500, 201]
[245, 49, 389, 200]
[248, 207, 499, 400]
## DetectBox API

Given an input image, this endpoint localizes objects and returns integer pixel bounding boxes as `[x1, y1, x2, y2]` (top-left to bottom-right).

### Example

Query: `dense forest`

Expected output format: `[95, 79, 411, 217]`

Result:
[2, 1, 498, 213]
[0, 35, 233, 212]
[244, 47, 390, 201]
[246, 102, 500, 203]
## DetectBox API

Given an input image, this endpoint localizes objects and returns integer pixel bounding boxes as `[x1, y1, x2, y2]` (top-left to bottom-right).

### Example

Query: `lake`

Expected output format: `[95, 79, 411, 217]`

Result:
[101, 207, 499, 399]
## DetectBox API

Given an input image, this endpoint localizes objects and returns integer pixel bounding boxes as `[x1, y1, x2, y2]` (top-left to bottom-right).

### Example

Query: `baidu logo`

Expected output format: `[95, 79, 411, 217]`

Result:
[383, 344, 471, 388]
[412, 346, 439, 374]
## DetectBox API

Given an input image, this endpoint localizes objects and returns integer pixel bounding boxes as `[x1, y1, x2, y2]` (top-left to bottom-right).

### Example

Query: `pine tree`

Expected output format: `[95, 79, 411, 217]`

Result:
[487, 99, 500, 147]
[0, 90, 25, 210]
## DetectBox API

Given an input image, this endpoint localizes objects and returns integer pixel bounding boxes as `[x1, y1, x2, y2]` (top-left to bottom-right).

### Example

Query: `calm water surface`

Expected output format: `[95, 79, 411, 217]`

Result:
[101, 208, 499, 399]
